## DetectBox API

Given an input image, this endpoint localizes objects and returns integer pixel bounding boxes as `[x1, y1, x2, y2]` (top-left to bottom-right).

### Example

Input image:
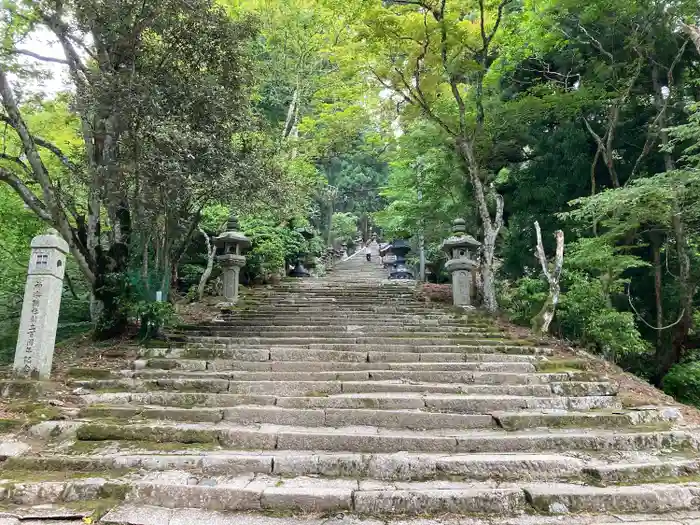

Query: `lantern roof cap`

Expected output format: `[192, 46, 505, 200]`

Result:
[441, 219, 480, 254]
[215, 214, 251, 249]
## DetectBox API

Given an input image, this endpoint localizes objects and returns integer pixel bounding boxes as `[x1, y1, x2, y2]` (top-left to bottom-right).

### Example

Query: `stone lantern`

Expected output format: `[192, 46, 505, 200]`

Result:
[340, 243, 348, 260]
[442, 218, 480, 307]
[214, 215, 250, 304]
[387, 239, 414, 280]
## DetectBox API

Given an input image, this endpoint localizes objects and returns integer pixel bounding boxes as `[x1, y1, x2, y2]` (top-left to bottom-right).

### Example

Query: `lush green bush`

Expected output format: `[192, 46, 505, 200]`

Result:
[498, 277, 549, 326]
[131, 300, 176, 340]
[241, 218, 324, 283]
[557, 272, 651, 363]
[663, 361, 700, 408]
[501, 271, 651, 369]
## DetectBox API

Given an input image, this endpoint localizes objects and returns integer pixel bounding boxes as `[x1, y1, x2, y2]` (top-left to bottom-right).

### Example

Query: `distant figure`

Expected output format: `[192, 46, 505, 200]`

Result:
[365, 244, 371, 262]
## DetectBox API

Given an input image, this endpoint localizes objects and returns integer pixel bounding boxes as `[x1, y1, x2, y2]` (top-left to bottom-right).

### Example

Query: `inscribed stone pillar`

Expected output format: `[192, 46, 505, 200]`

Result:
[13, 229, 68, 379]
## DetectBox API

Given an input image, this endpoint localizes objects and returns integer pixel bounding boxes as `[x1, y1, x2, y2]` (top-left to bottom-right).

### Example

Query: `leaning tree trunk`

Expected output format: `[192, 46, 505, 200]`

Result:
[682, 23, 700, 54]
[456, 139, 504, 313]
[531, 221, 564, 335]
[197, 227, 217, 301]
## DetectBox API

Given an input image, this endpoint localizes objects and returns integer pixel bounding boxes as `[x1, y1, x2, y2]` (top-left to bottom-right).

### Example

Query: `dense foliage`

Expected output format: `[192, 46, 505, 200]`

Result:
[1, 0, 700, 407]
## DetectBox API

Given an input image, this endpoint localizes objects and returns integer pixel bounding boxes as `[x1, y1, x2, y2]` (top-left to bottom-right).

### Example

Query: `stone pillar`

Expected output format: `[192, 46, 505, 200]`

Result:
[442, 219, 481, 307]
[13, 229, 69, 379]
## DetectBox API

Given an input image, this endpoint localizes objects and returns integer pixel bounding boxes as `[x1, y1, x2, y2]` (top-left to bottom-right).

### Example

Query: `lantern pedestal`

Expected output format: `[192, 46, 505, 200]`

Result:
[441, 219, 480, 307]
[218, 254, 246, 305]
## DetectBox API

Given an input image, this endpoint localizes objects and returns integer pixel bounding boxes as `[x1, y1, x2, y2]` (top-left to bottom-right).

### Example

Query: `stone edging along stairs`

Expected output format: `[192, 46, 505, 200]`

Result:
[2, 247, 700, 524]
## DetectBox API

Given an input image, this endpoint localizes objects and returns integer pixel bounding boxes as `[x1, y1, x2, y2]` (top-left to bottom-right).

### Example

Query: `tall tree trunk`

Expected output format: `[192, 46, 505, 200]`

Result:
[457, 139, 504, 313]
[667, 210, 694, 375]
[651, 233, 664, 350]
[531, 222, 565, 334]
[198, 227, 217, 301]
[681, 23, 700, 54]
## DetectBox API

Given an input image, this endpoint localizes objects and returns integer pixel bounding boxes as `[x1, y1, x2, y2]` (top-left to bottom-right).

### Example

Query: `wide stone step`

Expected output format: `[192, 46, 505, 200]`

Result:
[9, 451, 700, 486]
[78, 404, 667, 430]
[70, 421, 694, 454]
[7, 470, 700, 516]
[230, 307, 457, 314]
[177, 325, 500, 334]
[143, 346, 550, 362]
[5, 452, 587, 481]
[211, 317, 491, 326]
[98, 504, 700, 524]
[125, 362, 541, 380]
[80, 383, 578, 408]
[185, 331, 507, 341]
[133, 355, 539, 372]
[80, 405, 497, 429]
[188, 336, 514, 347]
[71, 376, 616, 397]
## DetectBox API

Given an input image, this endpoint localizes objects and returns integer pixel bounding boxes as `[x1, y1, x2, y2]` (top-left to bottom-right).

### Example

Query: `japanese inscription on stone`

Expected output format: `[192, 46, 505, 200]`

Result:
[22, 278, 44, 374]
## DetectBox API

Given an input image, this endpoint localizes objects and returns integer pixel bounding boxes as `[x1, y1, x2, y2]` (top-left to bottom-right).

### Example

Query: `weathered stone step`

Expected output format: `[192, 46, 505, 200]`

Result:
[211, 316, 489, 324]
[80, 404, 497, 429]
[7, 472, 700, 516]
[583, 457, 700, 483]
[133, 354, 538, 372]
[5, 452, 586, 481]
[80, 382, 578, 408]
[493, 409, 678, 430]
[143, 346, 550, 362]
[72, 375, 615, 397]
[79, 404, 668, 430]
[177, 324, 500, 334]
[9, 451, 700, 485]
[229, 306, 458, 314]
[188, 336, 514, 347]
[98, 504, 700, 525]
[124, 362, 541, 380]
[73, 421, 699, 453]
[523, 483, 700, 514]
[184, 331, 507, 341]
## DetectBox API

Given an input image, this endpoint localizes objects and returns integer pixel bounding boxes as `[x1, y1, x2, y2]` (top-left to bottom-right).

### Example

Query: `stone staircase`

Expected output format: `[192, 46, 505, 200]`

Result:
[2, 247, 700, 524]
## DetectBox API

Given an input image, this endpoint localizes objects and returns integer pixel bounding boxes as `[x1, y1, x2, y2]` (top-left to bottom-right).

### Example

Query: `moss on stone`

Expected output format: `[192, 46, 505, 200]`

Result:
[76, 423, 219, 445]
[0, 418, 22, 432]
[64, 498, 123, 520]
[0, 380, 45, 398]
[0, 468, 130, 483]
[304, 391, 329, 398]
[146, 359, 179, 370]
[67, 368, 113, 379]
[535, 359, 589, 373]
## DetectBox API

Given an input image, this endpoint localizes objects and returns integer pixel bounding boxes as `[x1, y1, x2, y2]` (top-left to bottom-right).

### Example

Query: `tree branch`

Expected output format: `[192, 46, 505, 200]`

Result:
[0, 115, 79, 172]
[0, 167, 51, 221]
[628, 283, 685, 331]
[12, 49, 69, 65]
